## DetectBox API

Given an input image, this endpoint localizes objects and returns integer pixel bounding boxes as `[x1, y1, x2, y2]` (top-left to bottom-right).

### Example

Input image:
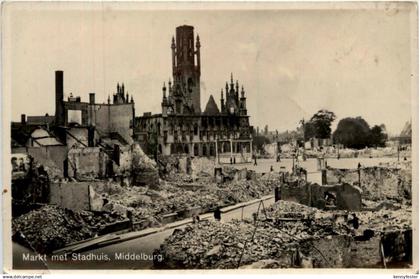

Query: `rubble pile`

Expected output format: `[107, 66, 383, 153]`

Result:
[156, 219, 301, 269]
[357, 205, 412, 232]
[12, 205, 126, 254]
[156, 201, 348, 269]
[305, 147, 411, 159]
[157, 155, 181, 177]
[96, 171, 276, 223]
[327, 165, 412, 202]
[99, 176, 275, 222]
[156, 199, 412, 269]
[131, 144, 159, 187]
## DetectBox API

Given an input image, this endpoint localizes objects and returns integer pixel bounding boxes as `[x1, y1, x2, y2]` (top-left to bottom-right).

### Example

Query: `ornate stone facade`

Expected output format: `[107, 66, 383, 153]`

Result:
[134, 25, 252, 159]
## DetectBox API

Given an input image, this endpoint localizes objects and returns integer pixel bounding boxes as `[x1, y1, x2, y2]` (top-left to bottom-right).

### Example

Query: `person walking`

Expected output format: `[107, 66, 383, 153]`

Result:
[214, 207, 221, 221]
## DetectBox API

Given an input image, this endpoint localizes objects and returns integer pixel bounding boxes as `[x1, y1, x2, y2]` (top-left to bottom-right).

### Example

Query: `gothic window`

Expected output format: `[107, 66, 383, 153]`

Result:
[157, 122, 161, 136]
[187, 78, 194, 93]
[193, 124, 198, 135]
[164, 131, 168, 142]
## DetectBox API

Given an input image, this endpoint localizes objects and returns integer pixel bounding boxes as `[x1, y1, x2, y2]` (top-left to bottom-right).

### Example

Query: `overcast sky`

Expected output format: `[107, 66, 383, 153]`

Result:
[5, 2, 416, 135]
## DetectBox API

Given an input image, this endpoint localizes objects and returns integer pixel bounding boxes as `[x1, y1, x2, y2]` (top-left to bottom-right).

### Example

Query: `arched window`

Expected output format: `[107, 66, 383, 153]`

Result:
[193, 123, 198, 135]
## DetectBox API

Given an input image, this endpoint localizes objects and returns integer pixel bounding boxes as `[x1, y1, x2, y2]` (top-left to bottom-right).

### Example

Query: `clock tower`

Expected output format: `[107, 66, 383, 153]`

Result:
[170, 25, 201, 114]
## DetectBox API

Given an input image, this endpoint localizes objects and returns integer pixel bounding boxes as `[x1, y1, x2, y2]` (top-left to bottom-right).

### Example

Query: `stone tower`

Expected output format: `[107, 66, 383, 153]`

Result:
[171, 25, 201, 114]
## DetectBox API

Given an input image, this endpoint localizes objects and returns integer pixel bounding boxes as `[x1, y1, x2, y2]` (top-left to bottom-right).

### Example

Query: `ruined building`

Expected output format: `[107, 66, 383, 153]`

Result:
[54, 70, 135, 146]
[12, 70, 136, 179]
[134, 25, 253, 160]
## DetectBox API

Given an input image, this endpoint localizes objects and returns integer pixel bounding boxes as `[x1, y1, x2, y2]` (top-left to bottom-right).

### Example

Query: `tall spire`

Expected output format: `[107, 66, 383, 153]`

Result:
[162, 82, 167, 98]
[196, 34, 200, 48]
[230, 73, 233, 84]
[221, 88, 225, 112]
[171, 36, 176, 71]
[171, 36, 176, 49]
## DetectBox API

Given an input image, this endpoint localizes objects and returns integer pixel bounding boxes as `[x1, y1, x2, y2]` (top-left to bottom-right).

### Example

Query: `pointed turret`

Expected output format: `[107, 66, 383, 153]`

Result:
[196, 34, 201, 48]
[230, 73, 235, 91]
[220, 88, 225, 113]
[171, 36, 176, 71]
[171, 36, 176, 49]
[239, 86, 247, 116]
[162, 82, 167, 98]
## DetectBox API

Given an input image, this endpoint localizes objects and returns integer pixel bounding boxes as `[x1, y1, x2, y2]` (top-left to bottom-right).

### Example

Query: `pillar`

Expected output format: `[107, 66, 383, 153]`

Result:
[230, 139, 233, 161]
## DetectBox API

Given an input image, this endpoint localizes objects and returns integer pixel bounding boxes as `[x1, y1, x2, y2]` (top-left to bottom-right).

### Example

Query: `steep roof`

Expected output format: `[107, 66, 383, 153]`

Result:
[400, 121, 412, 138]
[203, 95, 220, 115]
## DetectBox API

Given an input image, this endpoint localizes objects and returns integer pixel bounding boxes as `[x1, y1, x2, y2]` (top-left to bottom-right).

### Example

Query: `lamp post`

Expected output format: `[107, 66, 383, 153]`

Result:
[215, 134, 220, 165]
[300, 118, 306, 161]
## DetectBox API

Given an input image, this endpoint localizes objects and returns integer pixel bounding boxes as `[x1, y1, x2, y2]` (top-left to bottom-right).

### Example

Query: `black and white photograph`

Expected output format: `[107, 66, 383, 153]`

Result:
[2, 1, 418, 273]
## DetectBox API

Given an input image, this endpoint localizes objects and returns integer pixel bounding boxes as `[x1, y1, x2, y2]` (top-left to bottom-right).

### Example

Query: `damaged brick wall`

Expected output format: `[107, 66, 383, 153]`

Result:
[177, 156, 215, 176]
[326, 166, 412, 201]
[68, 147, 108, 180]
[49, 181, 104, 211]
[280, 182, 362, 211]
[280, 183, 311, 205]
[27, 146, 67, 179]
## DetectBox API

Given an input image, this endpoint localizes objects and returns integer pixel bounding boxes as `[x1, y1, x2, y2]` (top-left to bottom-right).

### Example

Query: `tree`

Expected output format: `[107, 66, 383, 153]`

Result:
[303, 110, 336, 140]
[369, 125, 388, 147]
[253, 135, 271, 154]
[333, 117, 388, 149]
[303, 122, 316, 140]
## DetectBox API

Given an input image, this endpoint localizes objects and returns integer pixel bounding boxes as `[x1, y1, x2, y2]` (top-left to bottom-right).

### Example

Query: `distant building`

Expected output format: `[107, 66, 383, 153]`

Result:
[398, 121, 412, 145]
[134, 25, 253, 159]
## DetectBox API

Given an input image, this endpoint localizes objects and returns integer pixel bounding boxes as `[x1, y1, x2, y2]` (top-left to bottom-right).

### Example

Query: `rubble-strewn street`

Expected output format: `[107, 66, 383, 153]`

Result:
[154, 157, 413, 269]
[91, 170, 275, 223]
[7, 12, 417, 272]
[11, 155, 277, 254]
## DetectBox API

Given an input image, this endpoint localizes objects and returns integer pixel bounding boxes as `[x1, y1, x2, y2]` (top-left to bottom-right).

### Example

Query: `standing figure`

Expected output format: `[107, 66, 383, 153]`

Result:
[214, 207, 221, 221]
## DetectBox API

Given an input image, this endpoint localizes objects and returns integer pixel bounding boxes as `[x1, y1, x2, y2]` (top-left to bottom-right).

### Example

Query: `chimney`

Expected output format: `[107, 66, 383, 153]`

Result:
[55, 71, 64, 126]
[21, 114, 26, 125]
[89, 93, 95, 104]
